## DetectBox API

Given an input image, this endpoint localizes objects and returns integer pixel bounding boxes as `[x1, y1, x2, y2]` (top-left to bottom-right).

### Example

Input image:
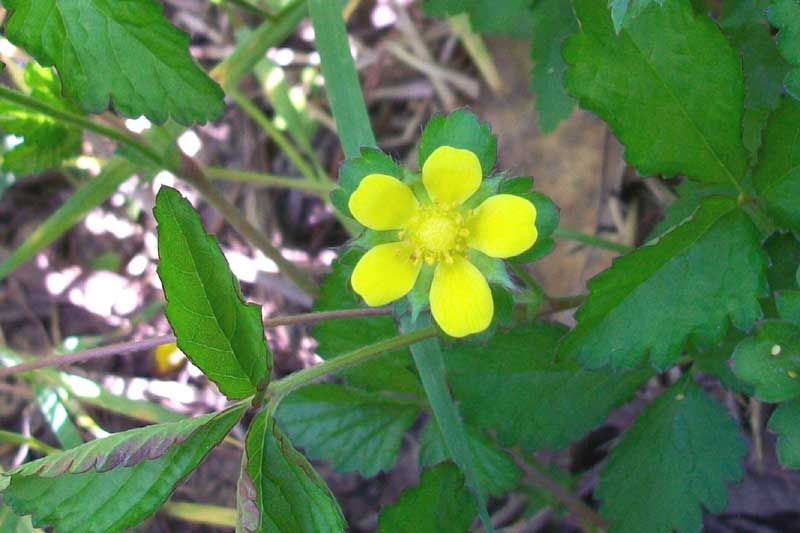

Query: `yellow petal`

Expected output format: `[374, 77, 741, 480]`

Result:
[351, 242, 421, 306]
[467, 194, 538, 258]
[422, 146, 482, 206]
[348, 174, 419, 230]
[430, 257, 493, 338]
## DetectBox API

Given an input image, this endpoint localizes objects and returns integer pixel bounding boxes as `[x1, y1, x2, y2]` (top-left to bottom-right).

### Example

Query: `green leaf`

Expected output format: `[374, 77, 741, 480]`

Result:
[0, 158, 135, 281]
[422, 0, 535, 37]
[308, 0, 376, 159]
[608, 0, 664, 32]
[313, 250, 421, 394]
[648, 181, 737, 239]
[377, 463, 475, 533]
[419, 419, 521, 497]
[236, 409, 346, 533]
[692, 332, 754, 395]
[1, 404, 246, 532]
[720, 0, 790, 159]
[765, 232, 800, 293]
[565, 0, 748, 186]
[418, 110, 497, 177]
[445, 322, 651, 450]
[768, 398, 800, 468]
[561, 197, 767, 370]
[3, 0, 224, 125]
[530, 0, 578, 133]
[154, 186, 270, 400]
[732, 320, 800, 402]
[0, 63, 82, 175]
[32, 384, 83, 450]
[597, 379, 746, 533]
[0, 499, 41, 533]
[752, 98, 800, 233]
[768, 0, 800, 99]
[777, 290, 800, 322]
[275, 384, 420, 477]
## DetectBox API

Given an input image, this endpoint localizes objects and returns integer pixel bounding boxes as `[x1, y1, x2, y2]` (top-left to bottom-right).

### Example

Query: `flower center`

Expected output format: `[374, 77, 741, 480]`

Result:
[403, 203, 469, 265]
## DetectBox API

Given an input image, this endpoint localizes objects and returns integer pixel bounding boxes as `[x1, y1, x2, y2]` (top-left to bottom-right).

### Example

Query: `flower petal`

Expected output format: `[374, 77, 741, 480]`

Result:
[351, 242, 421, 306]
[422, 146, 482, 206]
[430, 257, 493, 337]
[467, 194, 538, 258]
[348, 174, 419, 230]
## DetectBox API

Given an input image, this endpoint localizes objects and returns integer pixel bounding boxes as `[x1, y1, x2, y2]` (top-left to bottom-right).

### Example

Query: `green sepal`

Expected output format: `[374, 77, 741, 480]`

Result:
[419, 109, 497, 176]
[336, 147, 404, 219]
[408, 265, 435, 323]
[467, 250, 514, 289]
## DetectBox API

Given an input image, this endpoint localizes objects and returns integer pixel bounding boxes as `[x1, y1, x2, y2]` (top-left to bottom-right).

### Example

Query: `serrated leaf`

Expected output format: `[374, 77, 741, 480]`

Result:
[768, 0, 800, 99]
[377, 463, 475, 533]
[597, 379, 746, 533]
[4, 0, 224, 125]
[565, 0, 747, 186]
[275, 384, 420, 477]
[445, 322, 650, 450]
[732, 320, 800, 402]
[561, 197, 767, 370]
[313, 250, 421, 394]
[236, 409, 345, 533]
[0, 63, 82, 175]
[1, 404, 245, 533]
[154, 186, 270, 400]
[768, 398, 800, 468]
[752, 98, 800, 233]
[418, 109, 496, 177]
[530, 0, 578, 133]
[419, 419, 521, 497]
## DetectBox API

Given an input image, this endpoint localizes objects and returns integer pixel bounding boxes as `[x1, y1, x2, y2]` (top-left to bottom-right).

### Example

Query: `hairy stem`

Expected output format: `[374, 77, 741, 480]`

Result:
[267, 325, 438, 400]
[554, 227, 634, 254]
[0, 307, 391, 378]
[0, 85, 163, 168]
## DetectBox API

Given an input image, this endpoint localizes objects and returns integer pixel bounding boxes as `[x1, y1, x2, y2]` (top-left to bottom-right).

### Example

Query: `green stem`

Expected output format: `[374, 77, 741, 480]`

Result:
[308, 0, 377, 158]
[267, 325, 438, 400]
[211, 0, 307, 91]
[0, 85, 163, 168]
[554, 227, 633, 254]
[0, 430, 60, 455]
[205, 166, 335, 194]
[161, 502, 236, 528]
[178, 157, 321, 298]
[229, 87, 320, 182]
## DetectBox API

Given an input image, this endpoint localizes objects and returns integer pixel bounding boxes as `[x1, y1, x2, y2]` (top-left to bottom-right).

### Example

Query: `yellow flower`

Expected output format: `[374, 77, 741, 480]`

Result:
[347, 146, 538, 338]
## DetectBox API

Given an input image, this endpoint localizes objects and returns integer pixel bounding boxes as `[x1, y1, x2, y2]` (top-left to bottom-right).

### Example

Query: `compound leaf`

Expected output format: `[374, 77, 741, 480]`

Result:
[565, 0, 748, 186]
[155, 186, 270, 400]
[751, 98, 800, 233]
[445, 322, 651, 450]
[561, 197, 767, 370]
[377, 463, 475, 533]
[236, 410, 345, 533]
[4, 0, 224, 125]
[275, 384, 420, 477]
[597, 380, 746, 533]
[0, 404, 246, 533]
